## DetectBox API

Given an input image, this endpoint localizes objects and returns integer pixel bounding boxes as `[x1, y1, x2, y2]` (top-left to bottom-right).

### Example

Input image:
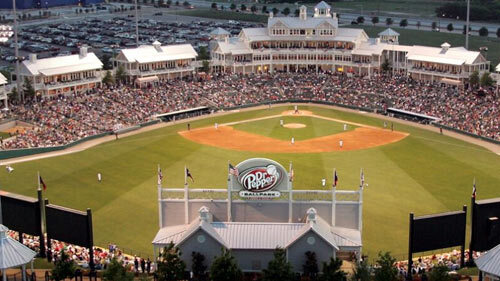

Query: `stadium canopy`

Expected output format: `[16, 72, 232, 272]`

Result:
[0, 224, 36, 281]
[475, 243, 500, 279]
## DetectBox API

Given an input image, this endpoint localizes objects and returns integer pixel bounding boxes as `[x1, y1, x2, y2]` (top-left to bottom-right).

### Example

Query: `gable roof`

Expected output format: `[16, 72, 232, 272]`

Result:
[21, 53, 102, 76]
[0, 73, 7, 85]
[285, 217, 339, 250]
[406, 45, 481, 65]
[378, 28, 400, 37]
[475, 243, 500, 277]
[496, 63, 500, 72]
[268, 17, 338, 29]
[210, 27, 230, 36]
[119, 43, 197, 64]
[315, 1, 331, 10]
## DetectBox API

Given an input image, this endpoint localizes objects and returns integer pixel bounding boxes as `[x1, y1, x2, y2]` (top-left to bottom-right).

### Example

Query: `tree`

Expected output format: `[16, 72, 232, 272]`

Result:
[303, 251, 319, 281]
[416, 21, 421, 29]
[156, 242, 186, 281]
[183, 1, 190, 7]
[201, 60, 210, 73]
[356, 16, 364, 24]
[262, 5, 267, 13]
[497, 27, 500, 37]
[385, 17, 393, 25]
[428, 265, 450, 281]
[272, 7, 279, 15]
[251, 5, 257, 13]
[446, 23, 453, 31]
[8, 87, 18, 102]
[100, 54, 113, 70]
[240, 4, 246, 11]
[230, 3, 236, 10]
[480, 72, 494, 86]
[373, 252, 398, 281]
[479, 27, 488, 36]
[198, 46, 210, 60]
[51, 250, 76, 281]
[102, 71, 115, 85]
[469, 71, 480, 86]
[115, 65, 127, 84]
[192, 252, 207, 281]
[175, 1, 179, 6]
[102, 258, 134, 281]
[23, 77, 35, 101]
[432, 21, 437, 30]
[283, 7, 290, 16]
[209, 249, 242, 281]
[295, 9, 300, 17]
[399, 19, 408, 27]
[262, 248, 295, 281]
[371, 16, 379, 25]
[320, 257, 346, 281]
[211, 2, 216, 9]
[350, 260, 370, 281]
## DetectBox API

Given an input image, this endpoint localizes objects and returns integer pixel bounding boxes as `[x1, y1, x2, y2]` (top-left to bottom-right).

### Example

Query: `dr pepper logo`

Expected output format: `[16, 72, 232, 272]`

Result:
[239, 165, 281, 192]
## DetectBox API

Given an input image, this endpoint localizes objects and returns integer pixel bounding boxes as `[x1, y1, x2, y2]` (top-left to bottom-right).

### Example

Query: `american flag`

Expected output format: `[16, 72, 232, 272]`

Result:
[472, 178, 476, 199]
[186, 168, 194, 182]
[333, 169, 338, 187]
[229, 163, 239, 177]
[157, 166, 163, 185]
[360, 168, 365, 187]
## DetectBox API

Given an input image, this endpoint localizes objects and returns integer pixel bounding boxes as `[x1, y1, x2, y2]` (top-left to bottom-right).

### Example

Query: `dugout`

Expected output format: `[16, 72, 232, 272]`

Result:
[387, 107, 440, 124]
[156, 106, 210, 122]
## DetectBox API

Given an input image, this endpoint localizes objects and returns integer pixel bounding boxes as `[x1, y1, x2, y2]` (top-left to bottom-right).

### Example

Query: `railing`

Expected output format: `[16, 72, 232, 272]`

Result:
[407, 68, 468, 78]
[36, 77, 101, 90]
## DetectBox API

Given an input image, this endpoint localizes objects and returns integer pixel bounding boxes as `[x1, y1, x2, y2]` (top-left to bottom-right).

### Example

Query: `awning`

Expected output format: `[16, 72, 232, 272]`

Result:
[135, 76, 159, 84]
[440, 78, 462, 86]
[0, 224, 37, 270]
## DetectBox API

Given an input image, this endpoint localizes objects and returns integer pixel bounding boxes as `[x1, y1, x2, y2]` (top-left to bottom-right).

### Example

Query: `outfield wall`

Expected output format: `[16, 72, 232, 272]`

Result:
[1, 101, 498, 160]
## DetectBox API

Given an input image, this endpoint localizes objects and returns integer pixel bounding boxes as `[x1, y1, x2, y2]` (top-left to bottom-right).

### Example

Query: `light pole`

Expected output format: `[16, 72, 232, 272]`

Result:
[135, 0, 139, 47]
[465, 0, 470, 49]
[12, 0, 22, 101]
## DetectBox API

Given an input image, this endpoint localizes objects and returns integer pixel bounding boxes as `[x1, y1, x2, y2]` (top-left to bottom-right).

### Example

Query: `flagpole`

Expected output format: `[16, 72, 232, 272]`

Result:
[332, 168, 336, 226]
[227, 161, 232, 222]
[157, 164, 163, 228]
[37, 171, 41, 191]
[37, 171, 46, 258]
[184, 165, 189, 224]
[469, 177, 476, 265]
[288, 161, 293, 223]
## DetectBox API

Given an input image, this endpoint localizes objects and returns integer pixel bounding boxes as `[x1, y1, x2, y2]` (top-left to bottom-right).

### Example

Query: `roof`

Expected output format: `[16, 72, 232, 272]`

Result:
[378, 28, 400, 36]
[240, 27, 364, 43]
[0, 225, 37, 269]
[475, 243, 500, 277]
[153, 215, 359, 250]
[315, 1, 331, 9]
[496, 63, 500, 72]
[214, 37, 252, 55]
[268, 16, 338, 29]
[119, 43, 197, 64]
[210, 27, 230, 36]
[0, 73, 6, 85]
[21, 53, 102, 76]
[406, 45, 481, 65]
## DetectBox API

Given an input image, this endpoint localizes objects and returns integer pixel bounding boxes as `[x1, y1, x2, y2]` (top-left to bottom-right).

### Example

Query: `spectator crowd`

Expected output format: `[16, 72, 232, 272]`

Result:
[1, 72, 498, 149]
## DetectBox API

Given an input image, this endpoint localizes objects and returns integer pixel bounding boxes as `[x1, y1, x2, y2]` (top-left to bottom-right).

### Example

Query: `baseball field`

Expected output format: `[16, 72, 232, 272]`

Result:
[0, 104, 499, 261]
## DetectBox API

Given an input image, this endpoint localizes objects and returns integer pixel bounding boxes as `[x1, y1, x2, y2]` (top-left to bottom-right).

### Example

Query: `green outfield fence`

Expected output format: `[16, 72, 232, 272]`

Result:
[0, 101, 497, 160]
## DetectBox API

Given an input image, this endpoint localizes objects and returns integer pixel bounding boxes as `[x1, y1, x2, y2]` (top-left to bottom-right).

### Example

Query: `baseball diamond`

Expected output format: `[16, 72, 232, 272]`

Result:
[0, 104, 498, 264]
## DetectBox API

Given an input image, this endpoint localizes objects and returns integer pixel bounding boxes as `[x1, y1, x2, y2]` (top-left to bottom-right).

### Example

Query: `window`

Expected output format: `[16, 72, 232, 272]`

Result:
[307, 236, 316, 245]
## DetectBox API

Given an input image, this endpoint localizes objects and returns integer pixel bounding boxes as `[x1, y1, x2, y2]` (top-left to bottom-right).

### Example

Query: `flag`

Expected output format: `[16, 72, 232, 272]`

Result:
[333, 169, 338, 187]
[360, 168, 365, 187]
[472, 178, 476, 199]
[229, 164, 239, 177]
[39, 176, 47, 191]
[157, 166, 163, 185]
[186, 168, 194, 182]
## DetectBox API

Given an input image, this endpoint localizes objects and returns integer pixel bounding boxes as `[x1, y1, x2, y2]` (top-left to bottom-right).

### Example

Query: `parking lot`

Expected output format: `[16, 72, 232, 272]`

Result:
[0, 4, 262, 69]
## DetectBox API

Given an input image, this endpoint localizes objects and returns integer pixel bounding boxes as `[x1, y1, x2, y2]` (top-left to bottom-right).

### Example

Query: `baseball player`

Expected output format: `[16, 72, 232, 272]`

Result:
[339, 139, 343, 149]
[291, 137, 295, 145]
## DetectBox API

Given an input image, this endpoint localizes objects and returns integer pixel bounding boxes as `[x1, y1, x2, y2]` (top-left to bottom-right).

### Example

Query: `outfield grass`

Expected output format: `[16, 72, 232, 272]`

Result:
[350, 25, 500, 67]
[322, 0, 443, 17]
[0, 105, 498, 261]
[231, 116, 356, 141]
[171, 9, 267, 23]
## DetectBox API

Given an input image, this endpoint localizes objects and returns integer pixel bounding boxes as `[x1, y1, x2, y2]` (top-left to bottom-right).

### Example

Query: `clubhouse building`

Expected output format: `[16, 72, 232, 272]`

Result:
[153, 158, 363, 273]
[0, 73, 7, 109]
[210, 1, 490, 85]
[19, 46, 103, 97]
[114, 41, 198, 86]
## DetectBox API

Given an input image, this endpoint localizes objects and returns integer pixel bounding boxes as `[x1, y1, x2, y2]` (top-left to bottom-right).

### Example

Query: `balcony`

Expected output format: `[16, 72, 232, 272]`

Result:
[37, 77, 102, 91]
[130, 66, 196, 77]
[408, 67, 468, 79]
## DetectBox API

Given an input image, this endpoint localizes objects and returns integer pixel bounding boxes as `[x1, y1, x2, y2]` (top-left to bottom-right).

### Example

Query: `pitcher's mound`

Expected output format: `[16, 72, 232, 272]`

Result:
[284, 123, 306, 129]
